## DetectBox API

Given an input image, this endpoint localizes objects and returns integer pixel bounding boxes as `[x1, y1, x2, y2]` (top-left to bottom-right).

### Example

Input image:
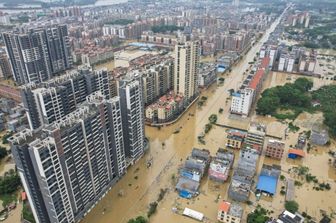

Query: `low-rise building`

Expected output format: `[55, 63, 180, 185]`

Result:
[226, 129, 246, 149]
[198, 63, 217, 88]
[311, 126, 329, 145]
[256, 164, 281, 196]
[244, 123, 266, 154]
[176, 148, 210, 198]
[145, 91, 184, 123]
[218, 201, 243, 223]
[275, 210, 305, 223]
[208, 149, 234, 183]
[228, 148, 259, 202]
[265, 139, 285, 160]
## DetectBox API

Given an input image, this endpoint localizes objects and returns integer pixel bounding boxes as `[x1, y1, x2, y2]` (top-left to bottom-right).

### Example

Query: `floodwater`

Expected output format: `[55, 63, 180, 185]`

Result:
[81, 14, 336, 223]
[94, 60, 115, 71]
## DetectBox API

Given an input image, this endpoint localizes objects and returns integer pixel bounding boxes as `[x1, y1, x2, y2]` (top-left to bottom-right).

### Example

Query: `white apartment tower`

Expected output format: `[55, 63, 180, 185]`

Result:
[230, 88, 254, 116]
[174, 41, 200, 102]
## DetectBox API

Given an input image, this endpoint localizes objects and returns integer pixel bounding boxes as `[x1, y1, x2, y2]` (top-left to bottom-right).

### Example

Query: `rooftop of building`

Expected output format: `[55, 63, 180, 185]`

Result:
[276, 210, 305, 223]
[267, 139, 285, 148]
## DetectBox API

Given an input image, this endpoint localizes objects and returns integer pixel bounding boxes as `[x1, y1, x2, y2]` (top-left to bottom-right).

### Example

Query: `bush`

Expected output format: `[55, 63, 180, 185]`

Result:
[247, 205, 270, 223]
[208, 114, 217, 124]
[205, 124, 212, 133]
[23, 203, 36, 223]
[147, 202, 158, 218]
[2, 132, 13, 144]
[0, 147, 7, 159]
[0, 170, 21, 195]
[285, 201, 299, 213]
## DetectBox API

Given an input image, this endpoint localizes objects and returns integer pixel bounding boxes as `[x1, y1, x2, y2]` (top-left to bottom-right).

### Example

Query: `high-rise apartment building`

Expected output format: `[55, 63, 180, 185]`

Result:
[119, 74, 145, 162]
[142, 60, 174, 105]
[174, 41, 199, 102]
[9, 94, 127, 223]
[21, 66, 110, 130]
[0, 50, 12, 79]
[3, 24, 72, 85]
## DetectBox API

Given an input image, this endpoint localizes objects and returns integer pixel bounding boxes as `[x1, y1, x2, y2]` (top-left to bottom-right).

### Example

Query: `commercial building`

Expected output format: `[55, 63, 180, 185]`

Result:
[265, 139, 285, 160]
[9, 95, 127, 223]
[174, 41, 200, 102]
[20, 66, 110, 130]
[217, 201, 243, 223]
[119, 74, 145, 162]
[3, 24, 73, 85]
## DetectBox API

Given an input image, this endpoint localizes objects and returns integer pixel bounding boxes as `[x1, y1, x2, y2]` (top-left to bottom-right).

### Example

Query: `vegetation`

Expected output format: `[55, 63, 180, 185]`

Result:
[312, 85, 336, 137]
[247, 205, 270, 223]
[257, 79, 336, 138]
[157, 188, 168, 202]
[1, 193, 16, 208]
[0, 170, 21, 195]
[288, 122, 300, 132]
[106, 19, 134, 25]
[285, 200, 299, 213]
[151, 25, 183, 33]
[219, 108, 224, 114]
[208, 114, 217, 124]
[256, 78, 313, 118]
[204, 123, 212, 133]
[147, 202, 158, 218]
[0, 147, 7, 160]
[2, 132, 13, 144]
[198, 96, 208, 108]
[22, 203, 36, 223]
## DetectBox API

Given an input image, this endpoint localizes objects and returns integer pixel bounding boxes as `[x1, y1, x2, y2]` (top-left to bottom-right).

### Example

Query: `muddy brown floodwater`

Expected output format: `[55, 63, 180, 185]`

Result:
[82, 14, 336, 223]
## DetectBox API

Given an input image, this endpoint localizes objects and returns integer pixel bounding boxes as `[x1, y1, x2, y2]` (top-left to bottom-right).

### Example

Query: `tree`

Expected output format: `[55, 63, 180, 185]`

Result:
[247, 205, 270, 223]
[293, 78, 313, 92]
[0, 147, 7, 159]
[128, 216, 148, 223]
[256, 96, 280, 115]
[285, 200, 299, 213]
[0, 171, 21, 195]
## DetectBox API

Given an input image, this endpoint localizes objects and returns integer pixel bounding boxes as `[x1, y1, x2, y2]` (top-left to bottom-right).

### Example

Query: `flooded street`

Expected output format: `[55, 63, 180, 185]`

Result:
[82, 15, 281, 223]
[81, 13, 336, 222]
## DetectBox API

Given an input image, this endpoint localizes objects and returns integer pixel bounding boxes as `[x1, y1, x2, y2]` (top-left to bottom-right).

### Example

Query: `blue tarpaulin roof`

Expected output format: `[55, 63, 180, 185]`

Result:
[179, 190, 192, 199]
[256, 175, 277, 195]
